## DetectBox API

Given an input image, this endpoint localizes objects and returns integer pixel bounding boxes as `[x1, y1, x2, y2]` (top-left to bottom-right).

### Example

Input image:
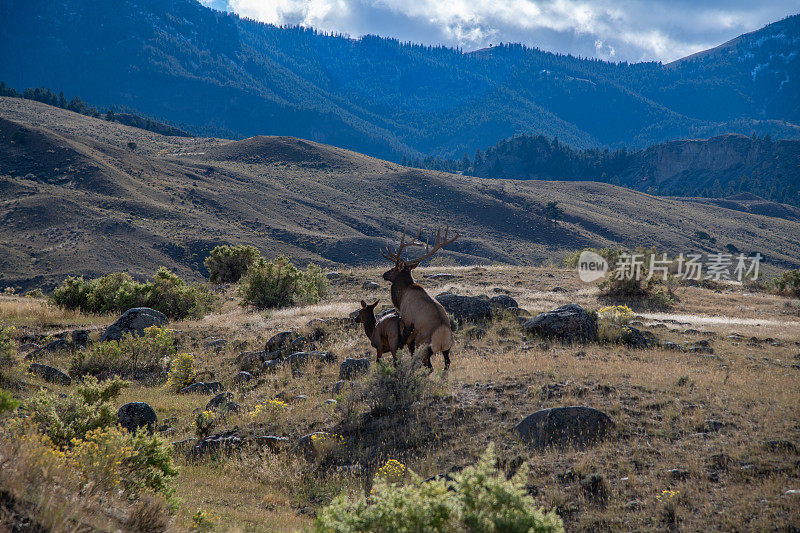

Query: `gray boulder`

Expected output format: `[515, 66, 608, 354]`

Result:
[71, 329, 90, 347]
[522, 304, 597, 342]
[490, 294, 518, 309]
[514, 406, 613, 449]
[189, 430, 242, 458]
[179, 381, 223, 394]
[265, 331, 300, 353]
[435, 293, 492, 322]
[117, 402, 157, 433]
[605, 325, 656, 348]
[101, 308, 168, 342]
[28, 363, 71, 385]
[233, 371, 254, 385]
[362, 281, 380, 290]
[254, 435, 291, 452]
[287, 351, 335, 368]
[339, 358, 371, 380]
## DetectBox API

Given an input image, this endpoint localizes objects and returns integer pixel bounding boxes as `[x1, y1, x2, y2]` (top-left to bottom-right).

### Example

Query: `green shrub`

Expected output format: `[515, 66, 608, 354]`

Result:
[22, 376, 177, 497]
[27, 376, 128, 448]
[52, 268, 216, 319]
[70, 326, 176, 378]
[25, 288, 45, 298]
[315, 444, 564, 533]
[205, 244, 261, 283]
[773, 269, 800, 298]
[0, 389, 19, 415]
[238, 256, 327, 310]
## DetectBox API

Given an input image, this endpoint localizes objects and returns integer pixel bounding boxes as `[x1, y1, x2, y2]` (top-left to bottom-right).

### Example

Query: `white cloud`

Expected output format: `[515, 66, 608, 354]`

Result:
[208, 0, 800, 62]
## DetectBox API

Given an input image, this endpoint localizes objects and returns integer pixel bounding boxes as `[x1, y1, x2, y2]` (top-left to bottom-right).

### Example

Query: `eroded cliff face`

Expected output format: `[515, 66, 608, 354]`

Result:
[637, 135, 764, 182]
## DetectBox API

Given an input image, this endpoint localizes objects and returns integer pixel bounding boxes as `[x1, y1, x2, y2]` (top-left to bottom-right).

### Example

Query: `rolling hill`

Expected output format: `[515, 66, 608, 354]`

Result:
[2, 97, 800, 292]
[0, 0, 798, 160]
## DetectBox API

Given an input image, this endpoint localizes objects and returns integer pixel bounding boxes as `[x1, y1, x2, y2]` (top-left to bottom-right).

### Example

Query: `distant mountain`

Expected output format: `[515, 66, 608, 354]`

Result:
[3, 97, 800, 290]
[422, 133, 799, 208]
[0, 0, 798, 160]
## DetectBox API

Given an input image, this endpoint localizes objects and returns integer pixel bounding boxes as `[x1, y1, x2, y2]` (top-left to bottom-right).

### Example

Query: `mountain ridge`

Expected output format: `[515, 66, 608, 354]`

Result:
[0, 1, 798, 160]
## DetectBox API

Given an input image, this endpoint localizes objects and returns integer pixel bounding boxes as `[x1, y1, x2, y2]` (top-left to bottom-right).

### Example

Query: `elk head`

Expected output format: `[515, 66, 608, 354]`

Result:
[381, 226, 460, 283]
[354, 299, 379, 323]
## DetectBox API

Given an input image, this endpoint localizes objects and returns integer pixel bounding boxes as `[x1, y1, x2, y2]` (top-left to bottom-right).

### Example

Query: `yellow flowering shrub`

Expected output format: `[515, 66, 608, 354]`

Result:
[597, 305, 634, 325]
[191, 508, 217, 531]
[375, 459, 407, 485]
[309, 432, 345, 459]
[66, 426, 136, 489]
[167, 352, 196, 391]
[249, 398, 288, 421]
[195, 409, 215, 438]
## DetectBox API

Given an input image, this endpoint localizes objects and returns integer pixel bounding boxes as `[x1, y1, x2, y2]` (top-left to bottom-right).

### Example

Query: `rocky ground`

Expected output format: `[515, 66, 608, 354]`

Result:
[1, 265, 799, 531]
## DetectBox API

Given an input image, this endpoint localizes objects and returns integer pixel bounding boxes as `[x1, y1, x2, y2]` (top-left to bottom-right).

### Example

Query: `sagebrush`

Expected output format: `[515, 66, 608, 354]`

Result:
[238, 255, 327, 310]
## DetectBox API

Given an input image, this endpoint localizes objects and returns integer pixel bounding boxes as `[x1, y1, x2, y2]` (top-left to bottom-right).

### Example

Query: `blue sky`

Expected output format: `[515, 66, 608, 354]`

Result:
[199, 0, 799, 63]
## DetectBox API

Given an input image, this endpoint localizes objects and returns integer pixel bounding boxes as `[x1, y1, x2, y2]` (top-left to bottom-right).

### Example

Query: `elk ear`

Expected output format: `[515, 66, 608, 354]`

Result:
[360, 300, 367, 308]
[371, 299, 380, 308]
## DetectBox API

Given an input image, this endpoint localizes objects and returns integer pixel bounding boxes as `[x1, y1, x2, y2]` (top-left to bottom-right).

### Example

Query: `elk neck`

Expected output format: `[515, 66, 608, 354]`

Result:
[361, 310, 377, 340]
[390, 269, 417, 308]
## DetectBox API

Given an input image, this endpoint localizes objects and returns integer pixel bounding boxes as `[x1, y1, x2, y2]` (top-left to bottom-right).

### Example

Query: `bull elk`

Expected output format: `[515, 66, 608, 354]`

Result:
[354, 299, 415, 365]
[381, 226, 459, 371]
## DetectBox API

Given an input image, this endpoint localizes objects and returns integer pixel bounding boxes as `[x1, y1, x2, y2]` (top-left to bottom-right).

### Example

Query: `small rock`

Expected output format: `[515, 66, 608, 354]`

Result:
[522, 304, 597, 343]
[254, 435, 290, 452]
[189, 430, 242, 458]
[206, 392, 234, 411]
[323, 399, 338, 406]
[117, 402, 157, 433]
[667, 468, 690, 480]
[513, 406, 612, 449]
[424, 273, 455, 280]
[332, 380, 352, 394]
[28, 363, 71, 385]
[179, 382, 223, 394]
[661, 341, 685, 351]
[339, 358, 371, 380]
[326, 272, 341, 280]
[362, 281, 380, 290]
[233, 371, 253, 385]
[205, 339, 227, 351]
[71, 329, 90, 347]
[784, 489, 800, 496]
[551, 286, 565, 292]
[265, 331, 300, 353]
[19, 342, 41, 353]
[764, 440, 797, 453]
[238, 351, 264, 372]
[490, 294, 518, 309]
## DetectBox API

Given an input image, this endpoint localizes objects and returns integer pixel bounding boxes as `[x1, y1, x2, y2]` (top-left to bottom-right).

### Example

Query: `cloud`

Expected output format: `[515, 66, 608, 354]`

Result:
[201, 0, 800, 62]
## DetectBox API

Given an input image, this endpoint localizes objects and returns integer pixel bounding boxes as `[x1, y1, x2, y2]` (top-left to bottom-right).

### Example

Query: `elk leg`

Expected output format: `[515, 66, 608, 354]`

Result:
[422, 346, 433, 372]
[376, 346, 383, 362]
[390, 347, 398, 366]
[442, 349, 451, 371]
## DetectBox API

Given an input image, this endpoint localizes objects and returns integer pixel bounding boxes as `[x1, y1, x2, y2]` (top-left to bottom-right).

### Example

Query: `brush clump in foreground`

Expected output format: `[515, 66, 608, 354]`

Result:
[0, 264, 799, 531]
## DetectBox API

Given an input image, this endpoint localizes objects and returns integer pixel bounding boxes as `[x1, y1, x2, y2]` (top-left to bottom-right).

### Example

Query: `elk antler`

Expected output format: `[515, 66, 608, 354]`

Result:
[381, 228, 423, 266]
[405, 226, 460, 268]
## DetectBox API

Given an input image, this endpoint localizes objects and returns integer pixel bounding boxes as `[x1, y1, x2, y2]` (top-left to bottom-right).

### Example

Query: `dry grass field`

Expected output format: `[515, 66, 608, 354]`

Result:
[1, 265, 799, 531]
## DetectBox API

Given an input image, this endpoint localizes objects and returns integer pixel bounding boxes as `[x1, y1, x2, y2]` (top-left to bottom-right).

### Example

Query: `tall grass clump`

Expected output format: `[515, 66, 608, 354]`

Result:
[52, 267, 216, 319]
[315, 444, 564, 533]
[205, 244, 261, 283]
[238, 255, 327, 310]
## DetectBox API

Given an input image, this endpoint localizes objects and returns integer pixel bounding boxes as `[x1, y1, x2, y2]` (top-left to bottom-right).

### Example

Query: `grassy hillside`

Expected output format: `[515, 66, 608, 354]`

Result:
[2, 97, 800, 291]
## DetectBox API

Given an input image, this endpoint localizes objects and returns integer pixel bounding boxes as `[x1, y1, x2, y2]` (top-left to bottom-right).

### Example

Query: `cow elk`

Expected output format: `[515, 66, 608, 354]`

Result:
[381, 226, 459, 371]
[354, 299, 415, 365]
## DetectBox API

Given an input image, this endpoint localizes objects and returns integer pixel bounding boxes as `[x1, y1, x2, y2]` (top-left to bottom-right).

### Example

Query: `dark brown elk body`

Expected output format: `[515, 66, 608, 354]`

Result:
[354, 300, 415, 364]
[382, 227, 459, 370]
